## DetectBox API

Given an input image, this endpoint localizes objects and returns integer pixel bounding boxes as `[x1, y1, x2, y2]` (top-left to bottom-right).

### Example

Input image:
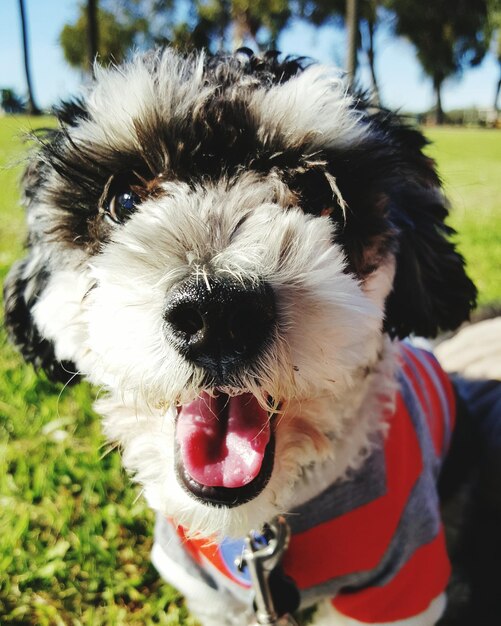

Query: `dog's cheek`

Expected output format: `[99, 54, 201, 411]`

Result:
[85, 277, 199, 398]
[361, 255, 396, 312]
[31, 269, 95, 373]
[273, 269, 383, 395]
[86, 281, 165, 385]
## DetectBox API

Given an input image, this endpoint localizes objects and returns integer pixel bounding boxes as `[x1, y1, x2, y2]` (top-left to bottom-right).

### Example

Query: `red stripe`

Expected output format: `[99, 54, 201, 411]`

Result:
[283, 393, 423, 588]
[174, 524, 205, 566]
[332, 528, 450, 622]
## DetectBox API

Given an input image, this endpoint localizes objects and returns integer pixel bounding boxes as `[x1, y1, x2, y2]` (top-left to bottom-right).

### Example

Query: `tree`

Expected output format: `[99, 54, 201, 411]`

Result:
[495, 30, 501, 112]
[1, 88, 26, 114]
[299, 0, 384, 103]
[230, 0, 291, 49]
[18, 0, 40, 115]
[491, 1, 501, 111]
[106, 0, 291, 53]
[60, 3, 137, 72]
[389, 0, 491, 124]
[87, 0, 99, 74]
[346, 0, 359, 87]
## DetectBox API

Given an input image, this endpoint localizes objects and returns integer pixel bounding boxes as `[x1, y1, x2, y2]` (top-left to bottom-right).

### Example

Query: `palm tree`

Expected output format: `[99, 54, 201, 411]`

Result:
[87, 0, 99, 76]
[346, 0, 359, 87]
[18, 0, 40, 115]
[493, 15, 501, 111]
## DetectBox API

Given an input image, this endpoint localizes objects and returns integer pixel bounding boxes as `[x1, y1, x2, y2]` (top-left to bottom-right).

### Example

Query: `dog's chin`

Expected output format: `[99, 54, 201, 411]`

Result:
[174, 390, 276, 509]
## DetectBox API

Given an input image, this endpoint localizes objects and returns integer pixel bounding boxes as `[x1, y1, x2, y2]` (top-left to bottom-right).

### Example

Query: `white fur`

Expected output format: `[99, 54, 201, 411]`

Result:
[28, 168, 392, 541]
[23, 50, 447, 625]
[84, 174, 382, 405]
[32, 263, 95, 376]
[76, 50, 210, 154]
[250, 64, 370, 150]
[54, 51, 371, 180]
[362, 256, 396, 311]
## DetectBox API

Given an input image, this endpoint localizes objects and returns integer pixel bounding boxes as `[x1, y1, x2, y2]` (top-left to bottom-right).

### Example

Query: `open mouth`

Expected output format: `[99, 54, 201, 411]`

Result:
[175, 391, 275, 507]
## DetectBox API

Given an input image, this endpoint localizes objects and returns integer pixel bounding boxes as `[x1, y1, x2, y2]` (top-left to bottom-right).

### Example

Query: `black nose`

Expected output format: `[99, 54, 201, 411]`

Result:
[164, 277, 276, 377]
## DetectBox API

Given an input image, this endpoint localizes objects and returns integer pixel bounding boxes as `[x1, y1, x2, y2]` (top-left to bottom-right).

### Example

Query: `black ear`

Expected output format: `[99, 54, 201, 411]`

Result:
[384, 183, 477, 339]
[3, 120, 81, 386]
[3, 256, 80, 385]
[314, 110, 477, 339]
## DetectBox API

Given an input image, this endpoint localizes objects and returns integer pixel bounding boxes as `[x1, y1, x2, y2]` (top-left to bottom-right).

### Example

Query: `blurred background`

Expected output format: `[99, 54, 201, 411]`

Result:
[2, 0, 501, 124]
[0, 2, 500, 625]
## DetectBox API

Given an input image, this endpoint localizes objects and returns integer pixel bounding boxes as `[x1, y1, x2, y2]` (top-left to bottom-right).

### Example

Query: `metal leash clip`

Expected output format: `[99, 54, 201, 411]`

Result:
[236, 516, 299, 626]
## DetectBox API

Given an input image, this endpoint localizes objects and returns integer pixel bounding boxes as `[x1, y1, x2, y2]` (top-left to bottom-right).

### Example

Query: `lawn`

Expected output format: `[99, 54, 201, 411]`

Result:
[0, 118, 500, 625]
[425, 128, 501, 306]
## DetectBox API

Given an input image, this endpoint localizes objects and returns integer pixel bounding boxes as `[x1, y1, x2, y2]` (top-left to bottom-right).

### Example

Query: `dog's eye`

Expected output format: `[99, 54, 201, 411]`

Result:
[104, 189, 140, 224]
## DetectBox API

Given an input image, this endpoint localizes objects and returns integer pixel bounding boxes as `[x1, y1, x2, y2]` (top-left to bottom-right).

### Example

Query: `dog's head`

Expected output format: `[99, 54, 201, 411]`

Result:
[4, 49, 476, 536]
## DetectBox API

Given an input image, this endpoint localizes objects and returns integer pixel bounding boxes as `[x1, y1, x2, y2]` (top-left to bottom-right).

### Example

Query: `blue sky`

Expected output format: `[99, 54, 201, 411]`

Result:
[1, 0, 499, 113]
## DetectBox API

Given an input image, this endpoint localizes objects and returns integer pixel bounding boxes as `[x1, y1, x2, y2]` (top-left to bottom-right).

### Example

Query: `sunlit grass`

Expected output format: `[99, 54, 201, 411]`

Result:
[425, 128, 501, 306]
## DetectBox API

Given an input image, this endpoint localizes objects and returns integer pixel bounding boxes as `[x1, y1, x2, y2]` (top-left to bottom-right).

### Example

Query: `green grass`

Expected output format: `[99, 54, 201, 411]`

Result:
[425, 128, 501, 306]
[0, 116, 54, 275]
[0, 118, 500, 625]
[0, 118, 195, 625]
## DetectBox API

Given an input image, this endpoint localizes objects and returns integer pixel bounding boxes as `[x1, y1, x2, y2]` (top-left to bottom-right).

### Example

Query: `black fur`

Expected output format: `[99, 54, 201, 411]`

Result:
[385, 184, 477, 339]
[3, 258, 79, 385]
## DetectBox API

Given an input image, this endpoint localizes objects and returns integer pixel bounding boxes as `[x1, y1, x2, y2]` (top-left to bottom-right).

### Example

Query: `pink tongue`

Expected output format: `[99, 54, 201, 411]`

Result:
[176, 392, 271, 489]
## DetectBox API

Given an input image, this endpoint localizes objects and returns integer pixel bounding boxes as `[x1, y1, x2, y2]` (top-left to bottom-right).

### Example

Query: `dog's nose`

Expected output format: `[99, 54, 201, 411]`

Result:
[164, 277, 276, 376]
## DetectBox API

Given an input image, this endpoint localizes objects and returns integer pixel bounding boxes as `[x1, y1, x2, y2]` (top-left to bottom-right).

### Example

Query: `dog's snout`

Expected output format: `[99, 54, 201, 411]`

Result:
[164, 277, 276, 375]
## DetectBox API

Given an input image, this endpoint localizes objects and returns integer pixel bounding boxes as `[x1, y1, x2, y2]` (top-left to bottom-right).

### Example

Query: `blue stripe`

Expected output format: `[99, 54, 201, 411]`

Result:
[287, 440, 387, 534]
[298, 470, 441, 603]
[400, 346, 433, 422]
[416, 351, 452, 455]
[397, 357, 440, 478]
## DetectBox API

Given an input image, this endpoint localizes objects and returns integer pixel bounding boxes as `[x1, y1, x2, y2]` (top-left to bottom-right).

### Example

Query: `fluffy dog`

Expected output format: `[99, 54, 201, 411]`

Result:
[3, 49, 482, 625]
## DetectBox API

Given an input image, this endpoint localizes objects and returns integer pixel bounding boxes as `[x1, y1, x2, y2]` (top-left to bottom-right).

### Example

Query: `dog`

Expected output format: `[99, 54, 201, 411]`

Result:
[4, 48, 490, 625]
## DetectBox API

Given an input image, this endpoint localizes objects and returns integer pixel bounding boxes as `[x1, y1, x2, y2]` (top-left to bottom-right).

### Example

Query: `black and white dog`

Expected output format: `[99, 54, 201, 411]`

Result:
[4, 49, 494, 625]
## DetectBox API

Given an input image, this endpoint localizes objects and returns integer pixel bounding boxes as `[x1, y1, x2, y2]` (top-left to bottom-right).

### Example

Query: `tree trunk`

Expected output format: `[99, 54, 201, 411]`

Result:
[494, 67, 501, 113]
[87, 0, 99, 75]
[433, 77, 444, 125]
[366, 17, 380, 105]
[233, 13, 247, 50]
[218, 0, 229, 52]
[18, 0, 40, 115]
[346, 0, 359, 88]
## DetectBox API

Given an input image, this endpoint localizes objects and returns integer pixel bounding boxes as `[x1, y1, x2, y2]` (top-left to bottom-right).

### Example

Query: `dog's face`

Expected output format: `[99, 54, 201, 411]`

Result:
[4, 50, 476, 537]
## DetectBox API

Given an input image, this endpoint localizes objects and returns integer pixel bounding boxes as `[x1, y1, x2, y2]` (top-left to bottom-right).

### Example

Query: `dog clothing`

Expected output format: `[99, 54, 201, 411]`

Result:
[153, 342, 455, 623]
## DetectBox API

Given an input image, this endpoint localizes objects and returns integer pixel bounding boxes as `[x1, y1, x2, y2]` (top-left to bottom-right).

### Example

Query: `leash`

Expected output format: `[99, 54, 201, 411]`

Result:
[236, 516, 299, 626]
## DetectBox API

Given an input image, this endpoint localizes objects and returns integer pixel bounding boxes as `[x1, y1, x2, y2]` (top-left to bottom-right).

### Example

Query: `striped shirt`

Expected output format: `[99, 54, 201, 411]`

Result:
[154, 342, 455, 623]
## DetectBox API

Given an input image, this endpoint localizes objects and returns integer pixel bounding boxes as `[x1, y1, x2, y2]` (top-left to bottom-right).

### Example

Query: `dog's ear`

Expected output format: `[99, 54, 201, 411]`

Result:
[3, 255, 79, 385]
[3, 133, 80, 386]
[312, 113, 476, 340]
[383, 179, 477, 340]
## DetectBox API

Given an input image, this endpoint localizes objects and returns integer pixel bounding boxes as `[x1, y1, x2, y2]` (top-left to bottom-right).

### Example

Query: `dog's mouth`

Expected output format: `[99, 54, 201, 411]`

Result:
[174, 391, 275, 507]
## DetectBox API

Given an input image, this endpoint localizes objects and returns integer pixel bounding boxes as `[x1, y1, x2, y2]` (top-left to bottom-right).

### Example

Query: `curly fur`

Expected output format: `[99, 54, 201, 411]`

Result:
[3, 48, 479, 626]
